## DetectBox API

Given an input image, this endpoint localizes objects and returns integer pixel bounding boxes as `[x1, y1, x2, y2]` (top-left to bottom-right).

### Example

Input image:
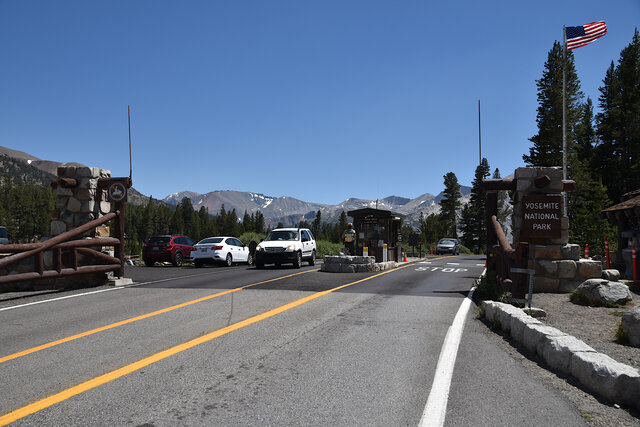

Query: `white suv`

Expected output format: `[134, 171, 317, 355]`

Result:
[255, 228, 316, 269]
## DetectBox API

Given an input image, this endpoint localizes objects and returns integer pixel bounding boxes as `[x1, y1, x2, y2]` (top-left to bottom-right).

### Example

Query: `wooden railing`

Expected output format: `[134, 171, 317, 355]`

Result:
[0, 211, 124, 285]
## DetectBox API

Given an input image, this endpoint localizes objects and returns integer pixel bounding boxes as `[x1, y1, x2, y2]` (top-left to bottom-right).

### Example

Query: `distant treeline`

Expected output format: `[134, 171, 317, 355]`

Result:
[0, 177, 55, 243]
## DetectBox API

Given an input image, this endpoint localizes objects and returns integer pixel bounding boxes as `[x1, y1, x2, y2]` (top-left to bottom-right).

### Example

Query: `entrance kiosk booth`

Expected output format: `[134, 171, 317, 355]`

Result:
[347, 208, 404, 262]
[601, 189, 640, 278]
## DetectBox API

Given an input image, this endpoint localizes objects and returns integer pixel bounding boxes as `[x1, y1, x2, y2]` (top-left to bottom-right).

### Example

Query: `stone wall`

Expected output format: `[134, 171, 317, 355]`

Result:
[533, 244, 602, 292]
[50, 165, 112, 237]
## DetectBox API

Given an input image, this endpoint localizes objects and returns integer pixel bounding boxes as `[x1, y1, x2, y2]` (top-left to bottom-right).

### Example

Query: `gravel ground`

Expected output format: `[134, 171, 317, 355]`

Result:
[534, 291, 640, 372]
[476, 287, 640, 426]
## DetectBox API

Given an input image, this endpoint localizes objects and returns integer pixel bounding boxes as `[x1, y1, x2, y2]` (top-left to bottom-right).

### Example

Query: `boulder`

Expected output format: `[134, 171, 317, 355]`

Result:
[602, 269, 621, 281]
[621, 306, 640, 347]
[573, 279, 632, 306]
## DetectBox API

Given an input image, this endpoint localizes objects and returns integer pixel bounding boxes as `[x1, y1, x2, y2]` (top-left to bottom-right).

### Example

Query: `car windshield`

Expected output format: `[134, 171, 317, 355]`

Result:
[439, 239, 456, 245]
[265, 230, 298, 241]
[198, 237, 223, 245]
[149, 236, 170, 243]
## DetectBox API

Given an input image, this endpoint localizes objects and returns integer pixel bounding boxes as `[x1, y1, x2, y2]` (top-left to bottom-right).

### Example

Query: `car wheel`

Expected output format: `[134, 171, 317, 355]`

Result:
[293, 251, 302, 268]
[194, 259, 203, 268]
[308, 250, 316, 266]
[226, 253, 233, 267]
[173, 252, 184, 267]
[246, 253, 253, 266]
[144, 259, 154, 267]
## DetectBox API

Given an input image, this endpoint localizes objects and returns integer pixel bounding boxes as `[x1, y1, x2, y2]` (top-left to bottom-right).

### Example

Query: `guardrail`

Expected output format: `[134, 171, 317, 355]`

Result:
[0, 211, 124, 285]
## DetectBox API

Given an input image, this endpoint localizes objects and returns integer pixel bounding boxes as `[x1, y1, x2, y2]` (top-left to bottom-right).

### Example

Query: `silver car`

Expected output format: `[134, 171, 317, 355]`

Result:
[436, 238, 459, 255]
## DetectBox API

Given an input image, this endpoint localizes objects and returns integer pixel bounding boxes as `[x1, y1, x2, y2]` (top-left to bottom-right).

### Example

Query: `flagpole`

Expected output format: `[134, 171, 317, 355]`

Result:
[562, 26, 568, 216]
[478, 99, 482, 165]
[128, 105, 132, 181]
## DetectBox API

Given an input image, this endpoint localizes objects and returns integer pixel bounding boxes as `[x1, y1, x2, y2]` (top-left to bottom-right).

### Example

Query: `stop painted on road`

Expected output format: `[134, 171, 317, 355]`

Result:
[414, 266, 468, 273]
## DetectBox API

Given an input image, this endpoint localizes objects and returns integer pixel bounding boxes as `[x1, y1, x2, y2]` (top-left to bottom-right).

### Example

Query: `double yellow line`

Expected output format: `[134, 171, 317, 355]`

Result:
[0, 264, 412, 425]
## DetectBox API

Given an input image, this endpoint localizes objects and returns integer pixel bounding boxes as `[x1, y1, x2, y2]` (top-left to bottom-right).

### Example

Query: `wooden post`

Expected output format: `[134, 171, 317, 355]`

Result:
[115, 202, 126, 277]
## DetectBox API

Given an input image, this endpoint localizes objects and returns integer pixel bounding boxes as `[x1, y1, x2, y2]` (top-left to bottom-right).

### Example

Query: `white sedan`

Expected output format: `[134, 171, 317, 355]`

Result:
[191, 237, 252, 267]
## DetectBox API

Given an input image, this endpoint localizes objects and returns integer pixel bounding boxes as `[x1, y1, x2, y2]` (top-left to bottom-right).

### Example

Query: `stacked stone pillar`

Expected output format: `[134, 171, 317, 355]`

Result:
[50, 165, 112, 237]
[512, 167, 602, 292]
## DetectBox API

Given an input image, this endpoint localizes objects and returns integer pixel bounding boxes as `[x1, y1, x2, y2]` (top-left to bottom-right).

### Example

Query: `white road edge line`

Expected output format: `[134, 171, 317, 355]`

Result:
[0, 287, 120, 312]
[418, 268, 484, 427]
[0, 270, 226, 312]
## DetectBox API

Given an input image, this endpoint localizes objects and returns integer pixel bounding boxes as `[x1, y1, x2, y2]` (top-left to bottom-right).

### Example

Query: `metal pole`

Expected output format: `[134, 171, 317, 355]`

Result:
[128, 105, 132, 181]
[562, 27, 568, 216]
[527, 244, 536, 309]
[478, 100, 482, 165]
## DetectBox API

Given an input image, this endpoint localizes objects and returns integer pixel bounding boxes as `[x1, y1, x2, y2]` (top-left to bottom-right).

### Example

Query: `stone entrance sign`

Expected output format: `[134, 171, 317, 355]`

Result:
[520, 194, 562, 242]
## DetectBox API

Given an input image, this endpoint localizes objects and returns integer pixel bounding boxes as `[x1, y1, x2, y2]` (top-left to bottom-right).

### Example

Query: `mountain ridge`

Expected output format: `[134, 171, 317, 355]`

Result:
[0, 145, 471, 227]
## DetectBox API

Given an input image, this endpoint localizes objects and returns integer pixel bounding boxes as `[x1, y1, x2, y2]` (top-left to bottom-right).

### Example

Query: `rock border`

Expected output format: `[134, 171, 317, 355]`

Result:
[482, 301, 640, 410]
[321, 255, 398, 273]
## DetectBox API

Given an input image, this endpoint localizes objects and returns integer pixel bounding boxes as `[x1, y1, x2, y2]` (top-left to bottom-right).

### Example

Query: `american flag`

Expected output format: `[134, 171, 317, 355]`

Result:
[566, 21, 607, 50]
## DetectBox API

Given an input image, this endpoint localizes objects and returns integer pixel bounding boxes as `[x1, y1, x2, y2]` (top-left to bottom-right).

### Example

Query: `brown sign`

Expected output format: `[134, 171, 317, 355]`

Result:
[519, 194, 562, 242]
[106, 179, 128, 203]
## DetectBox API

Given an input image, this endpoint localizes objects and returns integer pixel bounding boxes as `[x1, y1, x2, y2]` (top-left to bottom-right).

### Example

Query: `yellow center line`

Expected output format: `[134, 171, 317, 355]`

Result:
[0, 263, 412, 426]
[0, 269, 317, 365]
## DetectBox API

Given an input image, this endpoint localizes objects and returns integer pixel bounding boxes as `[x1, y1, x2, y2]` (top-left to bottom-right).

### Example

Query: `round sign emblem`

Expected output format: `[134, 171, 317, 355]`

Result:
[108, 181, 127, 202]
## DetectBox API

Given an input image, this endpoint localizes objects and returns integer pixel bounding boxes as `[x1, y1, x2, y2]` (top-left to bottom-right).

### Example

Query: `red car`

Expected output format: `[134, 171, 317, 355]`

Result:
[142, 235, 195, 267]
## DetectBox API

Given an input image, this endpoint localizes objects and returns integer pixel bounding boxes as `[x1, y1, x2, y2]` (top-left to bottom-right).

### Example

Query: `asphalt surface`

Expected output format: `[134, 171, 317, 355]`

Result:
[0, 255, 587, 426]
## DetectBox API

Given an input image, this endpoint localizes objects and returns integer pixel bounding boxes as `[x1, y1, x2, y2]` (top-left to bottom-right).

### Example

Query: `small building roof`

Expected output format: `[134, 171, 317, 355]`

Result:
[347, 207, 404, 218]
[601, 189, 640, 224]
[602, 195, 640, 214]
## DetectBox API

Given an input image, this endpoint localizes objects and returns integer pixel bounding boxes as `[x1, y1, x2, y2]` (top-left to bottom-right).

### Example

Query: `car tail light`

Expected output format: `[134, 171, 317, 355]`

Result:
[211, 246, 223, 250]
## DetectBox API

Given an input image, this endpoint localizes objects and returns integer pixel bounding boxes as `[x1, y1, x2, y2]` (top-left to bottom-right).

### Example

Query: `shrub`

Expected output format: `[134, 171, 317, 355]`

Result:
[459, 244, 473, 255]
[473, 273, 508, 302]
[615, 321, 630, 345]
[316, 240, 342, 258]
[238, 231, 264, 246]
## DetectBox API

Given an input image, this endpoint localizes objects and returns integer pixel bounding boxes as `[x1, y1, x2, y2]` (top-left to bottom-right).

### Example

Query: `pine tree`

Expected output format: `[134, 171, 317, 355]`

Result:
[419, 212, 445, 250]
[242, 211, 252, 232]
[524, 41, 583, 167]
[439, 172, 462, 238]
[595, 29, 640, 203]
[338, 211, 348, 233]
[254, 210, 265, 233]
[460, 159, 490, 252]
[568, 95, 614, 255]
[312, 210, 321, 236]
[170, 203, 184, 234]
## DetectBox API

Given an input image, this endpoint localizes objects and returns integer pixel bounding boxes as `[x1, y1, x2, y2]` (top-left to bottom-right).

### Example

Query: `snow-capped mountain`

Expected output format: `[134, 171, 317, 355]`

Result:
[163, 187, 472, 228]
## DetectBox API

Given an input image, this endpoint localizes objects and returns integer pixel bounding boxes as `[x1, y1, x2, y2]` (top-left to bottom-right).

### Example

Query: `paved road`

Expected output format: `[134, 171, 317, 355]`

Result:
[0, 256, 586, 426]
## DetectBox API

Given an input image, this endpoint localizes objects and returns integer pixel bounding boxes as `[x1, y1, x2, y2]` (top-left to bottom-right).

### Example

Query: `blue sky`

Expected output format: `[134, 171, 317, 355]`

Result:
[1, 1, 638, 205]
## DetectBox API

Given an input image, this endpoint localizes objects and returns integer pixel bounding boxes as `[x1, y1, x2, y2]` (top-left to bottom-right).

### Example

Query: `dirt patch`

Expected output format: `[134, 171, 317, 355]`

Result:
[532, 291, 639, 372]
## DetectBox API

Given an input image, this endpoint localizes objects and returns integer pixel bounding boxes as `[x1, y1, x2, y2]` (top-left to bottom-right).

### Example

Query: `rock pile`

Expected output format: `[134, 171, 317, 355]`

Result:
[321, 256, 396, 273]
